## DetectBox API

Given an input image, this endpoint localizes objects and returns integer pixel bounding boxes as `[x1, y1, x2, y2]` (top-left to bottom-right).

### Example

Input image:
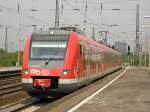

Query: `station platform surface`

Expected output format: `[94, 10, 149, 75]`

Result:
[74, 67, 150, 112]
[0, 67, 21, 72]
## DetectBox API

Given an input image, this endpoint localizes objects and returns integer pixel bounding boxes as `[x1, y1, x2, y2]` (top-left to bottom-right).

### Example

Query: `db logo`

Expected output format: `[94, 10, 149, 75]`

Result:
[30, 69, 50, 76]
[41, 70, 50, 75]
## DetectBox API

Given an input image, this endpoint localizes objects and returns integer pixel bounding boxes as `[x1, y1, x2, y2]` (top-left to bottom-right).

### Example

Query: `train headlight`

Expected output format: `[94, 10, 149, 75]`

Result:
[63, 69, 70, 75]
[23, 69, 29, 75]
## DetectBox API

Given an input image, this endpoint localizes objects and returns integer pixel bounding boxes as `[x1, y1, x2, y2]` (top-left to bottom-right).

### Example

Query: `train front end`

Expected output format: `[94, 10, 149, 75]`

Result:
[21, 30, 78, 98]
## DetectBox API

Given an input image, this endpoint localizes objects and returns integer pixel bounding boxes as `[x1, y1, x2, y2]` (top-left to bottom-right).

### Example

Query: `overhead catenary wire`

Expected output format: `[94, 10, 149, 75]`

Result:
[0, 0, 140, 30]
[68, 0, 137, 5]
[61, 0, 64, 14]
[0, 3, 149, 13]
[100, 2, 103, 15]
[0, 4, 50, 25]
[0, 0, 12, 3]
[83, 0, 87, 31]
[63, 0, 104, 30]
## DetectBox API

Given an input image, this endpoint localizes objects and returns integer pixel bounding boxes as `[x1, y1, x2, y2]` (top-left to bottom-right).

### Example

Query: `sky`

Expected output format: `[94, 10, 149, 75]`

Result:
[0, 0, 150, 52]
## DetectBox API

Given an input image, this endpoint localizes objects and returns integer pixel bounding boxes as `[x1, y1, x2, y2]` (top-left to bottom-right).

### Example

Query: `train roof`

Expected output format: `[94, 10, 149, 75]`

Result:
[32, 30, 71, 36]
[76, 33, 120, 55]
[32, 27, 84, 36]
[31, 27, 120, 55]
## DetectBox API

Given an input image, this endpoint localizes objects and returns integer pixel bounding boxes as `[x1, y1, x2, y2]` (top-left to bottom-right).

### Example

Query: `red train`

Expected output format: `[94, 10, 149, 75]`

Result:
[21, 27, 122, 98]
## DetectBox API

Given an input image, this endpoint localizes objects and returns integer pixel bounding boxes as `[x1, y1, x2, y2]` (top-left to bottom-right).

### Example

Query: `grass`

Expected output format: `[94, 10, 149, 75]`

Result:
[0, 49, 23, 67]
[122, 53, 149, 67]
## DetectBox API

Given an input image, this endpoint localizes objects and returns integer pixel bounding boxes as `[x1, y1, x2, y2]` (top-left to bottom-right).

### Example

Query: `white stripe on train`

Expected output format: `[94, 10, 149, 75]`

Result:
[21, 78, 81, 84]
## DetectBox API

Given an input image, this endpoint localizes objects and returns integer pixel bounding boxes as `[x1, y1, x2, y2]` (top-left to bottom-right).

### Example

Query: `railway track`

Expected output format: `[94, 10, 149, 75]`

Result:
[0, 97, 39, 112]
[5, 68, 124, 112]
[0, 95, 63, 112]
[0, 83, 22, 96]
[0, 69, 22, 97]
[0, 69, 28, 108]
[0, 76, 22, 96]
[0, 76, 21, 85]
[1, 68, 125, 112]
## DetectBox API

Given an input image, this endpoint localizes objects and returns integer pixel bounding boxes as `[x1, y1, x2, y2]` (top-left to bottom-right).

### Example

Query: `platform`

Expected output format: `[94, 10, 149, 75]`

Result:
[0, 67, 21, 72]
[73, 68, 150, 112]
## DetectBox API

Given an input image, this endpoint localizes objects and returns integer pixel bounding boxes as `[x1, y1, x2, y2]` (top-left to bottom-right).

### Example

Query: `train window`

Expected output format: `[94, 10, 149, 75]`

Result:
[30, 40, 67, 59]
[80, 44, 82, 56]
[82, 45, 86, 67]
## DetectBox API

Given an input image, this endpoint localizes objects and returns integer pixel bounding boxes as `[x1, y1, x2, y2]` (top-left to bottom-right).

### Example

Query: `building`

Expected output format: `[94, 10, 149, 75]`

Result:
[114, 41, 127, 54]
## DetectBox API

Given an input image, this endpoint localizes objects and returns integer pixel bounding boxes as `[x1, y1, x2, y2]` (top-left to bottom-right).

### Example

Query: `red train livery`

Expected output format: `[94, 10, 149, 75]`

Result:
[21, 27, 122, 98]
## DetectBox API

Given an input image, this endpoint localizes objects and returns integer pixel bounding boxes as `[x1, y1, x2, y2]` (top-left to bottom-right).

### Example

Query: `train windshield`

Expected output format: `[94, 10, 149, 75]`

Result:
[30, 40, 67, 59]
[28, 31, 70, 68]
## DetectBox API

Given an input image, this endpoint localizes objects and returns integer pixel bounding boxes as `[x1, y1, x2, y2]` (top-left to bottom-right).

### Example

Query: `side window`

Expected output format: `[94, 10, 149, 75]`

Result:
[80, 44, 82, 56]
[79, 43, 86, 67]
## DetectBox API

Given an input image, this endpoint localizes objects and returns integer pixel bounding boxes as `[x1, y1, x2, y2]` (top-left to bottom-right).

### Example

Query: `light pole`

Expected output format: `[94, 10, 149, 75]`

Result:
[5, 27, 8, 52]
[141, 15, 150, 72]
[141, 25, 150, 72]
[147, 26, 150, 72]
[137, 31, 145, 68]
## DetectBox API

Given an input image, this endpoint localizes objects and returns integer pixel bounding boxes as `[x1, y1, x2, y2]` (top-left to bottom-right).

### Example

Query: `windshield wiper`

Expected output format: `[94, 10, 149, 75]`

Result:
[45, 45, 60, 65]
[45, 51, 59, 65]
[45, 57, 52, 65]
